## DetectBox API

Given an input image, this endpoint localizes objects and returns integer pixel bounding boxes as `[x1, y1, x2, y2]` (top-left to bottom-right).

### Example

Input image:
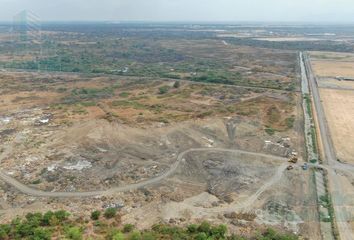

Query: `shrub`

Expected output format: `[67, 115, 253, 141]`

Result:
[65, 227, 83, 240]
[104, 208, 117, 219]
[195, 232, 208, 240]
[42, 211, 54, 226]
[119, 92, 131, 98]
[141, 232, 156, 240]
[128, 231, 141, 240]
[25, 213, 43, 228]
[198, 221, 211, 234]
[54, 210, 70, 222]
[158, 86, 169, 95]
[112, 232, 125, 240]
[15, 222, 34, 237]
[173, 81, 181, 88]
[0, 227, 8, 239]
[31, 179, 41, 185]
[91, 210, 101, 220]
[211, 224, 227, 238]
[265, 127, 275, 135]
[285, 116, 295, 129]
[123, 224, 135, 233]
[106, 229, 122, 240]
[187, 224, 198, 233]
[31, 228, 52, 240]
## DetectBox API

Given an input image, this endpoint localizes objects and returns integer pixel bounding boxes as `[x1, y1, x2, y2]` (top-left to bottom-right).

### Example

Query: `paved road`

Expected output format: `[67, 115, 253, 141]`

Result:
[0, 145, 286, 198]
[302, 52, 353, 240]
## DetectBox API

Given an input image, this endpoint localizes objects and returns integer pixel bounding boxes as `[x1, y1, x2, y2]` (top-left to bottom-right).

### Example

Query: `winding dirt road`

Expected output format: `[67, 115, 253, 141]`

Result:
[0, 143, 287, 198]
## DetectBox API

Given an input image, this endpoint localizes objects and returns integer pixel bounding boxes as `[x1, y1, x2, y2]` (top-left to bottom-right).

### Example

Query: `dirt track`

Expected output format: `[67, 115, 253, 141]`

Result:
[0, 139, 287, 198]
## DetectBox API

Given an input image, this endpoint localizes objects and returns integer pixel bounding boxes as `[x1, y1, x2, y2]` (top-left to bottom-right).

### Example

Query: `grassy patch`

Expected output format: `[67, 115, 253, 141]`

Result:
[111, 100, 147, 110]
[119, 92, 131, 98]
[285, 116, 295, 129]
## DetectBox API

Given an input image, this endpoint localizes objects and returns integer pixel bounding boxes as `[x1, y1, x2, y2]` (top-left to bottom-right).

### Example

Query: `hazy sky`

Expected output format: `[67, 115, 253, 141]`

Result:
[0, 0, 354, 22]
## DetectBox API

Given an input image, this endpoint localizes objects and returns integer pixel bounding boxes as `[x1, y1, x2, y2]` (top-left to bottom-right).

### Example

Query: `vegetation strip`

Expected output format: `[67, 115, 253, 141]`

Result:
[0, 210, 299, 240]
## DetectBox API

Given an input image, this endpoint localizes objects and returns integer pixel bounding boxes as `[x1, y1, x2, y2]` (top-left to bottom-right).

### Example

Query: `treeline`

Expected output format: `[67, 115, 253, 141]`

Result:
[0, 210, 299, 240]
[226, 38, 354, 53]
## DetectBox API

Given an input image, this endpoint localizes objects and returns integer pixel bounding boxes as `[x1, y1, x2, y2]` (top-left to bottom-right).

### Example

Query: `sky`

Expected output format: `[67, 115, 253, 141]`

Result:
[0, 0, 354, 23]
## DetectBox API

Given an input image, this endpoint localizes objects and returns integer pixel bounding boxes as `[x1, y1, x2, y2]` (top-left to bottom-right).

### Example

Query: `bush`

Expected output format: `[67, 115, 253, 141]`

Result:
[112, 232, 125, 240]
[91, 210, 101, 220]
[25, 213, 43, 228]
[195, 232, 208, 240]
[187, 224, 198, 233]
[173, 81, 181, 88]
[158, 86, 170, 95]
[0, 228, 8, 239]
[141, 232, 156, 240]
[119, 92, 131, 98]
[198, 221, 211, 234]
[128, 231, 141, 240]
[123, 224, 135, 233]
[262, 228, 298, 240]
[54, 210, 70, 222]
[265, 127, 275, 135]
[65, 227, 83, 240]
[211, 224, 227, 238]
[31, 228, 52, 240]
[42, 211, 54, 226]
[104, 208, 117, 219]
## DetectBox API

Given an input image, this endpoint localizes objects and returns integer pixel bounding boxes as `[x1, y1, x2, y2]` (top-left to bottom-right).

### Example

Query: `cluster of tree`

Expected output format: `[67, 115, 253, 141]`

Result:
[0, 209, 299, 240]
[188, 72, 239, 85]
[0, 210, 69, 240]
[227, 38, 354, 53]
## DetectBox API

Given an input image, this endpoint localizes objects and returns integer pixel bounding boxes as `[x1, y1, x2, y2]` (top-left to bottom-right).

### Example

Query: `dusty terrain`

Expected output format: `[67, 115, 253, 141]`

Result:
[0, 23, 334, 238]
[0, 67, 319, 237]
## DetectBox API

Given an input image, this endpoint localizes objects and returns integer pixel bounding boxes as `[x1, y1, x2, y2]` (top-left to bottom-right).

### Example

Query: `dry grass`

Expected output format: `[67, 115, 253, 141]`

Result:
[312, 61, 354, 77]
[320, 88, 354, 163]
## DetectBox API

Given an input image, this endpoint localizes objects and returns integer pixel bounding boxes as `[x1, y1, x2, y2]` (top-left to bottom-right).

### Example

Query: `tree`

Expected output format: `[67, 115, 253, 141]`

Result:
[91, 210, 101, 220]
[104, 208, 117, 219]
